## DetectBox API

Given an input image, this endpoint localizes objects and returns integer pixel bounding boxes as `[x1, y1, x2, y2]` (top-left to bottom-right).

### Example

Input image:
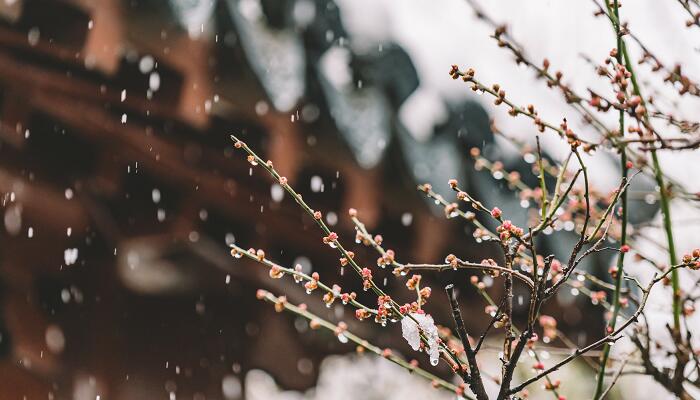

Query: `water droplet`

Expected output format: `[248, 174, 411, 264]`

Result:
[270, 184, 285, 202]
[293, 257, 312, 274]
[139, 55, 155, 74]
[61, 289, 70, 303]
[222, 375, 242, 399]
[255, 101, 269, 116]
[152, 188, 161, 203]
[310, 176, 323, 193]
[45, 324, 65, 354]
[326, 211, 338, 226]
[27, 27, 40, 46]
[149, 72, 161, 91]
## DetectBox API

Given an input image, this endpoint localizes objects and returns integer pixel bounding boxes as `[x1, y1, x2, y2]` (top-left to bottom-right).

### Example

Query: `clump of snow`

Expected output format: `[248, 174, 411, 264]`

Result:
[401, 313, 440, 366]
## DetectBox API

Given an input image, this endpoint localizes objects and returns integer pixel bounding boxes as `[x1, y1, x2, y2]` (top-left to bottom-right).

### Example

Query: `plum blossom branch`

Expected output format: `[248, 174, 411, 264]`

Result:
[229, 135, 467, 371]
[229, 244, 377, 314]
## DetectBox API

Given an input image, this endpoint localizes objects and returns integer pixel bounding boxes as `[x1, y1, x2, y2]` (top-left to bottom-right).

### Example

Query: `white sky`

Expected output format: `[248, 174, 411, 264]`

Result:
[339, 0, 700, 191]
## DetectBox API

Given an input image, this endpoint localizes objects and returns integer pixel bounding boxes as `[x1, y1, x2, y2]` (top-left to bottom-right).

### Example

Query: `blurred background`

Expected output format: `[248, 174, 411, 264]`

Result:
[0, 0, 699, 399]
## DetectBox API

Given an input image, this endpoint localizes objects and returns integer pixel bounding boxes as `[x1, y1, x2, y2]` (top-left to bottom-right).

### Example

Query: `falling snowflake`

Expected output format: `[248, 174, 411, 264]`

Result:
[63, 248, 79, 266]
